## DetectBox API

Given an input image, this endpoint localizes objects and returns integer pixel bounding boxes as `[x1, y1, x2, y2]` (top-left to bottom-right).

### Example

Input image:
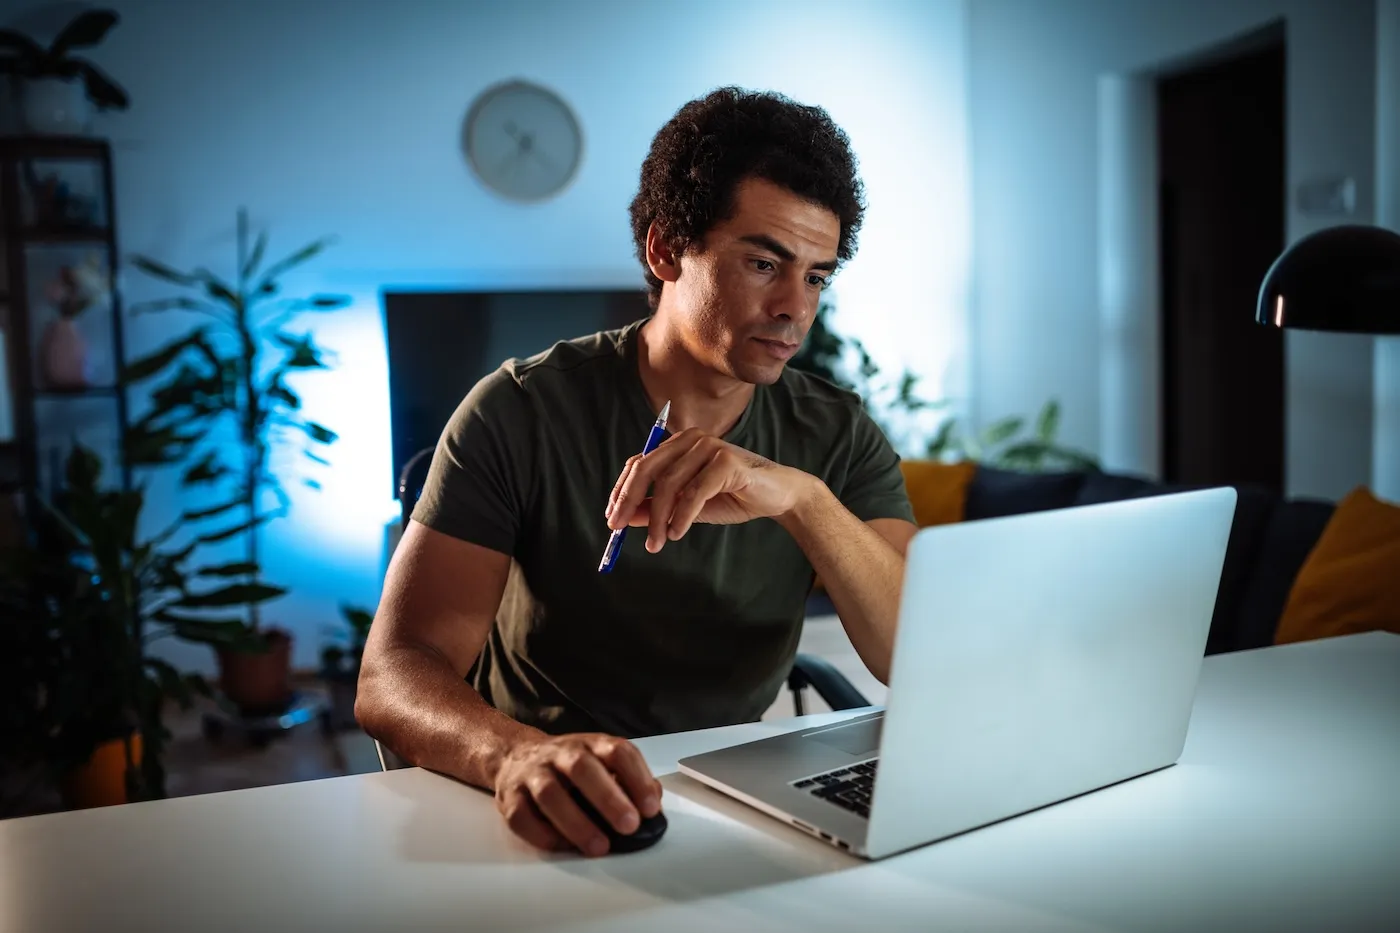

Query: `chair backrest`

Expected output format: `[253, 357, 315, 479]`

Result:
[398, 446, 436, 532]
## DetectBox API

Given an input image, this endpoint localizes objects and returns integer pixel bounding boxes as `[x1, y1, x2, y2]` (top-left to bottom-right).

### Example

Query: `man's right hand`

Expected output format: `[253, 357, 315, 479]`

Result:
[492, 733, 663, 857]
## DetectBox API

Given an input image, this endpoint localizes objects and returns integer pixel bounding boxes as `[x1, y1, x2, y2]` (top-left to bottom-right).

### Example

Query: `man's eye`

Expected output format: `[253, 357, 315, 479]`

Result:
[753, 259, 775, 272]
[808, 274, 832, 289]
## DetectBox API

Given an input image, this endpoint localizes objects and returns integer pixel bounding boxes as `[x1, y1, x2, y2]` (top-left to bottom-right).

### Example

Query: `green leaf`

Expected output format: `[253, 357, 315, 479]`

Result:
[124, 424, 176, 466]
[253, 237, 335, 292]
[0, 29, 45, 60]
[302, 421, 337, 445]
[77, 60, 129, 111]
[1035, 400, 1061, 443]
[182, 498, 243, 522]
[197, 514, 272, 545]
[242, 230, 268, 281]
[174, 582, 287, 609]
[196, 561, 260, 578]
[129, 255, 201, 287]
[156, 613, 262, 649]
[925, 419, 960, 458]
[194, 269, 238, 307]
[155, 610, 247, 627]
[122, 329, 206, 382]
[129, 297, 213, 316]
[182, 452, 232, 487]
[50, 10, 118, 56]
[272, 332, 326, 369]
[265, 377, 299, 409]
[997, 441, 1050, 469]
[302, 294, 350, 311]
[980, 416, 1024, 448]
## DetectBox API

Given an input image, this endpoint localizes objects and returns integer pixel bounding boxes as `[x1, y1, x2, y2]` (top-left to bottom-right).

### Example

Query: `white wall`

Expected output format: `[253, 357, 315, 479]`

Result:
[8, 0, 970, 671]
[969, 0, 1378, 499]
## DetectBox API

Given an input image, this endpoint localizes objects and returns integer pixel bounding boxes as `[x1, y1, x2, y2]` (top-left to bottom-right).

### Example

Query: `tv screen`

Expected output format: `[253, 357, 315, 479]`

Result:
[382, 288, 650, 498]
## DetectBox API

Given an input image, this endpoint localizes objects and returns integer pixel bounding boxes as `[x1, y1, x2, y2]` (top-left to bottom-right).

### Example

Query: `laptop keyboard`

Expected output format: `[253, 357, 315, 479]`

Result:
[791, 759, 879, 818]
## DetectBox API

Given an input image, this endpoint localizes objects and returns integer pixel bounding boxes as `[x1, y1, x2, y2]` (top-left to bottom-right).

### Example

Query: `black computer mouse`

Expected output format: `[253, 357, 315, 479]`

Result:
[567, 784, 668, 854]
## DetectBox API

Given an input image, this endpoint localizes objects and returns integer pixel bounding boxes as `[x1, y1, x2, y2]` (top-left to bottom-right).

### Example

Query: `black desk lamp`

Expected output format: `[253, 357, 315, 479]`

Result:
[1257, 224, 1400, 334]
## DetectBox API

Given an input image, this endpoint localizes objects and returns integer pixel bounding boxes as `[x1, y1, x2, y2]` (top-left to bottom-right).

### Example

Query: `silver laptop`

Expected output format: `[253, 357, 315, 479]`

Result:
[677, 486, 1237, 860]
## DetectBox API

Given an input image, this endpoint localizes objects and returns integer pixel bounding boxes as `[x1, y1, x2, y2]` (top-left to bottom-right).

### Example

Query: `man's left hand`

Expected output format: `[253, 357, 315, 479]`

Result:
[605, 428, 818, 553]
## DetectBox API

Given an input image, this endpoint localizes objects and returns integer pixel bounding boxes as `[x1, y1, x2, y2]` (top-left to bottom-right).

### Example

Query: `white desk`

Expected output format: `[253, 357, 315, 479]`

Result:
[3, 633, 1397, 933]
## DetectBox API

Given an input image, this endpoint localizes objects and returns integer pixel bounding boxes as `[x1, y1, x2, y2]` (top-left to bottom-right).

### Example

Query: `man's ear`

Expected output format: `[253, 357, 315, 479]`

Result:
[645, 221, 682, 284]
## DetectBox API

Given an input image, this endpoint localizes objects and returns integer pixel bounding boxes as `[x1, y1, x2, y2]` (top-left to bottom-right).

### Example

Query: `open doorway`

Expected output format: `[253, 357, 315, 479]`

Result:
[1157, 28, 1286, 493]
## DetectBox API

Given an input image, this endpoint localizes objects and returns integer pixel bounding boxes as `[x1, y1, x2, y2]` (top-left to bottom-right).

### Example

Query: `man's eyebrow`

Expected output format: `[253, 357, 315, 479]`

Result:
[738, 234, 839, 272]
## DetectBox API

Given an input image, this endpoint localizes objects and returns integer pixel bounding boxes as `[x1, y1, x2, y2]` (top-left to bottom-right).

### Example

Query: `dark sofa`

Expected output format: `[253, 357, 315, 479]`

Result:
[963, 465, 1335, 656]
[791, 465, 1338, 712]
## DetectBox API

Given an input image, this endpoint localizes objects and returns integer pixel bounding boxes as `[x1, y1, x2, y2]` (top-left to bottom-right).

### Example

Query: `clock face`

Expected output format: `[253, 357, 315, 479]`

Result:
[463, 80, 584, 202]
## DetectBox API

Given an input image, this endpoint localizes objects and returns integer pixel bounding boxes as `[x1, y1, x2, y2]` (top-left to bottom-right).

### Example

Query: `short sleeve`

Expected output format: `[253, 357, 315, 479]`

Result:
[839, 408, 916, 524]
[411, 367, 536, 556]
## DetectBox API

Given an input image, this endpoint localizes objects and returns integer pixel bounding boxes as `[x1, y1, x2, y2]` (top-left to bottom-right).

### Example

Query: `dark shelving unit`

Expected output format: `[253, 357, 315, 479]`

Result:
[0, 136, 131, 519]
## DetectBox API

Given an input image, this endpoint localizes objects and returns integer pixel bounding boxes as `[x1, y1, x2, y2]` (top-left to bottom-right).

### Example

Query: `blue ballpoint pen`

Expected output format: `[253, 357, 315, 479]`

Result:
[598, 400, 671, 573]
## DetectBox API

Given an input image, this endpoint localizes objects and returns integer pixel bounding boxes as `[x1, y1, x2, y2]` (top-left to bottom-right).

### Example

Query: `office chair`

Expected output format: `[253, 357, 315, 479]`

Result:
[374, 446, 869, 772]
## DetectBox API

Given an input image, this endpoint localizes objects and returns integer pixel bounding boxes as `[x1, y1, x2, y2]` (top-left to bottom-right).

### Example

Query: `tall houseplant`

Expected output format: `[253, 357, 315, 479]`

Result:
[0, 9, 129, 135]
[0, 444, 276, 810]
[122, 209, 349, 715]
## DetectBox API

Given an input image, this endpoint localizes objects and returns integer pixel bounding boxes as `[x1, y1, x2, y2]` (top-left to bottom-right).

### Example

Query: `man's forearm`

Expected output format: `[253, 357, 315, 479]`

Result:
[355, 643, 545, 790]
[778, 479, 905, 683]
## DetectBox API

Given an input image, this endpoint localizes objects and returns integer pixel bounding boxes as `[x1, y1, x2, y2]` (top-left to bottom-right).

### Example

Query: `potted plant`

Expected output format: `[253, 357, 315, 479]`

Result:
[0, 444, 277, 809]
[0, 9, 129, 135]
[122, 208, 349, 717]
[320, 604, 373, 730]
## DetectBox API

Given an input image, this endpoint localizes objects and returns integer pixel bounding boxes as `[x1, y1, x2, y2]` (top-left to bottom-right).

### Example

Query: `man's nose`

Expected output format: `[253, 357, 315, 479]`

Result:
[769, 275, 813, 323]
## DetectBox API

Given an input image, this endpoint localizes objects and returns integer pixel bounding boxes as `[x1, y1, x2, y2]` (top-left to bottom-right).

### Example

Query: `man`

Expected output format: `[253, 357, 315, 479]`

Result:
[356, 87, 918, 857]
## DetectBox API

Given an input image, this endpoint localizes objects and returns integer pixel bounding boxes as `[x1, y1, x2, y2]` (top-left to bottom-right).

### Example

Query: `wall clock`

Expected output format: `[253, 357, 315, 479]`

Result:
[462, 79, 584, 202]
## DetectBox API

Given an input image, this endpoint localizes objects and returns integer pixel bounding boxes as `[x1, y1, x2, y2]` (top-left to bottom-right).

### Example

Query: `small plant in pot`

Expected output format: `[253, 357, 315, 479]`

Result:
[0, 9, 129, 136]
[122, 208, 349, 718]
[320, 604, 373, 730]
[0, 444, 276, 810]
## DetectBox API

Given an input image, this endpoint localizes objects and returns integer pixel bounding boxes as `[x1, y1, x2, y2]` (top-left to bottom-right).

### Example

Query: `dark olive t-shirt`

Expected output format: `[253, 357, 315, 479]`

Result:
[412, 318, 913, 738]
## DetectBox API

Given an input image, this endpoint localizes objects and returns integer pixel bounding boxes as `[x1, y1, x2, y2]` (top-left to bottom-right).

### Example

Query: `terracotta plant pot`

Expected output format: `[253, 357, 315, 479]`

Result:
[61, 731, 142, 810]
[217, 627, 294, 716]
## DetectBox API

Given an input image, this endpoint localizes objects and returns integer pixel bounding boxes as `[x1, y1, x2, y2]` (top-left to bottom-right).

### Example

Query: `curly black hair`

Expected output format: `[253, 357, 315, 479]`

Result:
[628, 87, 865, 309]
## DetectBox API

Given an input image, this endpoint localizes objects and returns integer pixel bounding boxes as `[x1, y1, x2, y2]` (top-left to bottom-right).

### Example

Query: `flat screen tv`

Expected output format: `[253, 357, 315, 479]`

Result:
[382, 288, 650, 497]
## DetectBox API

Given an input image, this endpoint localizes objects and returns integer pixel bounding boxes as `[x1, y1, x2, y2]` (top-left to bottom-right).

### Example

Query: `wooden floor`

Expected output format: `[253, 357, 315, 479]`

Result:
[6, 614, 882, 818]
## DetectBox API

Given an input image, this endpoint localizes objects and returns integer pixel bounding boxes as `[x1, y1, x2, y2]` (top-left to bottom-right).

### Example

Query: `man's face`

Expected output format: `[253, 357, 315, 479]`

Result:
[669, 177, 841, 385]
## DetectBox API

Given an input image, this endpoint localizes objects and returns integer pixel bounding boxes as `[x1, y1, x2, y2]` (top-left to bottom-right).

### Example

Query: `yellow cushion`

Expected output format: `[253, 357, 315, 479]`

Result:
[898, 459, 976, 528]
[1274, 486, 1400, 646]
[811, 459, 974, 594]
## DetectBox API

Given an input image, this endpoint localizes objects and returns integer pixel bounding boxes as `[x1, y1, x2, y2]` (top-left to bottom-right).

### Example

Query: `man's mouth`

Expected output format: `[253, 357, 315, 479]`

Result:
[753, 337, 800, 360]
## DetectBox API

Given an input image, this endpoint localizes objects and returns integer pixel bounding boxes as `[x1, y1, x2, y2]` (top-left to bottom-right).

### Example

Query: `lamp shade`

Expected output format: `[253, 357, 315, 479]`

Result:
[1256, 224, 1400, 334]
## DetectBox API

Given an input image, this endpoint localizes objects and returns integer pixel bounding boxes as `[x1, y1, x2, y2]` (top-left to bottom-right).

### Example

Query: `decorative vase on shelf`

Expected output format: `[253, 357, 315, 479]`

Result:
[21, 77, 93, 135]
[40, 318, 90, 389]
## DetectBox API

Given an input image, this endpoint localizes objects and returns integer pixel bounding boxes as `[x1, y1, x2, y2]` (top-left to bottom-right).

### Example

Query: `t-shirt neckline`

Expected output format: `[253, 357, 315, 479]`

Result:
[616, 317, 759, 443]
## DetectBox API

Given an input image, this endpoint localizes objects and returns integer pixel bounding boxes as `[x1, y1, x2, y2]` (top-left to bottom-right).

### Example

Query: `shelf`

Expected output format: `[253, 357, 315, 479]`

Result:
[0, 136, 108, 159]
[33, 385, 122, 399]
[20, 227, 110, 245]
